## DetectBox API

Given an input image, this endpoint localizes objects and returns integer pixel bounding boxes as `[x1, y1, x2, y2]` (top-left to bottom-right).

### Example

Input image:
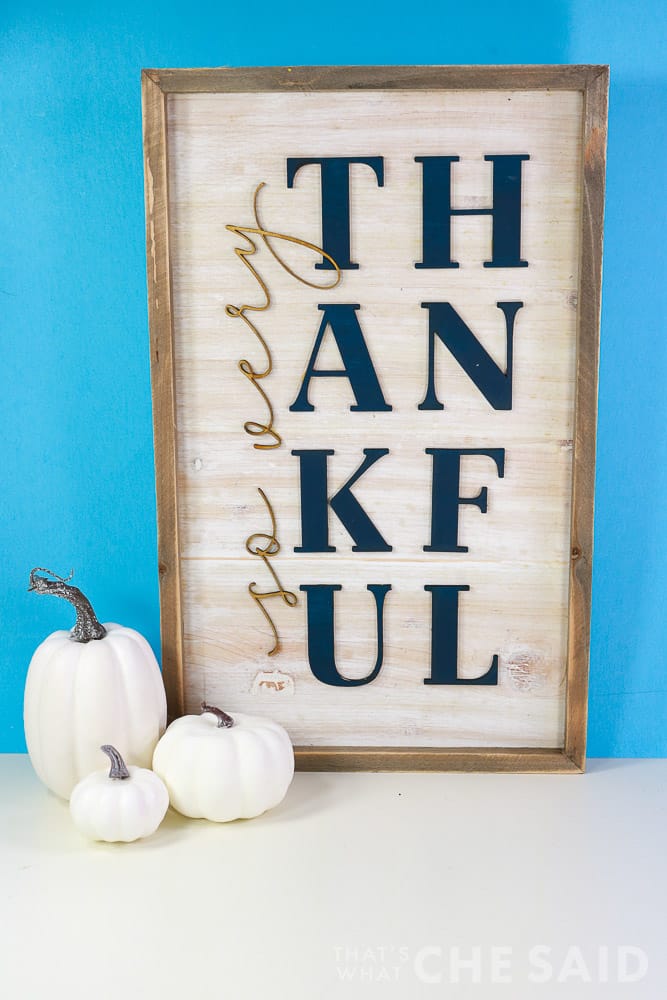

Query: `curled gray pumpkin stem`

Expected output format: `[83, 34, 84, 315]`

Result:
[28, 567, 107, 642]
[200, 702, 234, 728]
[101, 745, 130, 780]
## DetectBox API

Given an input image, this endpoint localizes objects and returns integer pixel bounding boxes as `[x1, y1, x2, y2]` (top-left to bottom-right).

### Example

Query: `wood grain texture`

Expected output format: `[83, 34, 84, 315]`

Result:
[295, 747, 582, 773]
[142, 66, 608, 770]
[563, 66, 609, 771]
[145, 64, 607, 94]
[141, 70, 185, 720]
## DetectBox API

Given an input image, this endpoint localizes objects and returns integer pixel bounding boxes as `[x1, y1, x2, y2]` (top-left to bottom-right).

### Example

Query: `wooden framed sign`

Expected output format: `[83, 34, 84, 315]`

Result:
[142, 65, 607, 772]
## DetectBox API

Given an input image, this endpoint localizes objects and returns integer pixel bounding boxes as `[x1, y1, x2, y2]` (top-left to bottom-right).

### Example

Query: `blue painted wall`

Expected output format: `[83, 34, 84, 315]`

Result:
[1, 1, 665, 754]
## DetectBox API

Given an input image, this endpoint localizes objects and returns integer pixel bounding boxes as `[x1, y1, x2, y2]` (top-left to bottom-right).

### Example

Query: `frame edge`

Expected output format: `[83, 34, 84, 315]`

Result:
[145, 64, 609, 94]
[563, 65, 609, 772]
[141, 70, 186, 720]
[295, 747, 583, 773]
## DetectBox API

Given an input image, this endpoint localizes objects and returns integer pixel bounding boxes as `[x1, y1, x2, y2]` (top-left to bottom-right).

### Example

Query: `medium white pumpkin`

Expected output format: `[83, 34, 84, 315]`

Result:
[152, 703, 294, 822]
[70, 745, 169, 842]
[24, 568, 167, 800]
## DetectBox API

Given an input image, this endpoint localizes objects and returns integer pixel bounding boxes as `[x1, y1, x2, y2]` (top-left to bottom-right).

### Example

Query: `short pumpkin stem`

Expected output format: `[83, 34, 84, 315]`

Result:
[101, 745, 130, 780]
[200, 702, 234, 728]
[28, 567, 107, 642]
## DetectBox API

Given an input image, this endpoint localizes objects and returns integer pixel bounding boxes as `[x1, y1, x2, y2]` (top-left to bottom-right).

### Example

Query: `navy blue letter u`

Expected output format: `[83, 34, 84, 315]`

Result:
[300, 584, 391, 686]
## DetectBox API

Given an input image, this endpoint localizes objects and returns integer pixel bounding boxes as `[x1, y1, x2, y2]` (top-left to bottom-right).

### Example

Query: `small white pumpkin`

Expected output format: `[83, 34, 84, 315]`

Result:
[70, 745, 169, 842]
[24, 568, 167, 800]
[152, 703, 294, 822]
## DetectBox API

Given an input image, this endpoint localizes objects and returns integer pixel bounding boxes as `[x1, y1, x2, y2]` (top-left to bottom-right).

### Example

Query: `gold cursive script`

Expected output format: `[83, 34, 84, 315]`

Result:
[246, 488, 298, 657]
[226, 183, 342, 656]
[225, 182, 341, 449]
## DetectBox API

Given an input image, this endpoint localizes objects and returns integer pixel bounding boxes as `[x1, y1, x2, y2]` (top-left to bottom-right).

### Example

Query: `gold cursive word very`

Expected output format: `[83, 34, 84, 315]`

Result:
[225, 182, 341, 449]
[245, 488, 298, 656]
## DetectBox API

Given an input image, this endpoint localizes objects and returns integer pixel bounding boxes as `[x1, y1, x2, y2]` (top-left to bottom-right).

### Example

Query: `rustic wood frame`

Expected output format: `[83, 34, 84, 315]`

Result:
[141, 65, 608, 773]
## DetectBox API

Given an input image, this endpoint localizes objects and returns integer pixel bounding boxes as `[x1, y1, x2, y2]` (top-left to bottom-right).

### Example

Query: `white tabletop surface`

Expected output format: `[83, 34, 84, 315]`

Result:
[1, 755, 665, 999]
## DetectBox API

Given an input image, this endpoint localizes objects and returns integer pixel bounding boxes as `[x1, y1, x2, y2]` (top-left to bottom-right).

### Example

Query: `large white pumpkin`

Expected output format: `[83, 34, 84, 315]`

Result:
[24, 569, 167, 800]
[152, 703, 294, 822]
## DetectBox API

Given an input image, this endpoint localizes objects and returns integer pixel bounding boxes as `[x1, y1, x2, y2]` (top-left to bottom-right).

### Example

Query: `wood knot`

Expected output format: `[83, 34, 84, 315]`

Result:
[158, 561, 168, 577]
[571, 546, 581, 560]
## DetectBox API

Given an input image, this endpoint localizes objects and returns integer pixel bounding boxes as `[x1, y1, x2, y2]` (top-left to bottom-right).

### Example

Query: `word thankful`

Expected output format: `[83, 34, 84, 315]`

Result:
[227, 151, 531, 682]
[289, 154, 529, 686]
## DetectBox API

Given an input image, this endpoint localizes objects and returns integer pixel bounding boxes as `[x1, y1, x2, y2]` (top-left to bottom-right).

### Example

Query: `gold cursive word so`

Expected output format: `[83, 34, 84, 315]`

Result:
[245, 488, 298, 657]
